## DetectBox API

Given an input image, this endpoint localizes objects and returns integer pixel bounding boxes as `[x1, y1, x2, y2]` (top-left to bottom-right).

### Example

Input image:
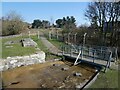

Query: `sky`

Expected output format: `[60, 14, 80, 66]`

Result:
[2, 2, 90, 26]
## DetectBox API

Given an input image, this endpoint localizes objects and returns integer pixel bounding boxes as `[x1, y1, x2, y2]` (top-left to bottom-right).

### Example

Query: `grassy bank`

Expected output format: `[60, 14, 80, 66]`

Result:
[90, 69, 118, 88]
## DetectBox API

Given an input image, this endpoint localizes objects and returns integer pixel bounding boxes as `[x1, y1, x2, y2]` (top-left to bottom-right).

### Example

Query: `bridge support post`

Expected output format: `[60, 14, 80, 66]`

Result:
[93, 50, 95, 63]
[62, 46, 64, 55]
[70, 46, 72, 57]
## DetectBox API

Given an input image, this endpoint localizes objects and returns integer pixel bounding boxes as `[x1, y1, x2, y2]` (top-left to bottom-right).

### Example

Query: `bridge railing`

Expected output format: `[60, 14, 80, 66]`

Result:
[60, 44, 114, 60]
[59, 44, 113, 68]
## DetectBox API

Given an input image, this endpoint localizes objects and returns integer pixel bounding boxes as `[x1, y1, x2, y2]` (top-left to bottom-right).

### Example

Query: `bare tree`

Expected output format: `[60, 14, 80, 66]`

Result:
[2, 11, 27, 36]
[85, 1, 120, 46]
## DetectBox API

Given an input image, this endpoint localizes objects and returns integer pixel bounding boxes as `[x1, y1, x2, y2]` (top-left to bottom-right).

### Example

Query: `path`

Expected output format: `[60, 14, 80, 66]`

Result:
[39, 32, 60, 55]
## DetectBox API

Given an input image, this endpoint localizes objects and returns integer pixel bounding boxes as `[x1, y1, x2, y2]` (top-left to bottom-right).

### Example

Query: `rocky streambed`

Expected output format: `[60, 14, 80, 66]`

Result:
[2, 60, 97, 89]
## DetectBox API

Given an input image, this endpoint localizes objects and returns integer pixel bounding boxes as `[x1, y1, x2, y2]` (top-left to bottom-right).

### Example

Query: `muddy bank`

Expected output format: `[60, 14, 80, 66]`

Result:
[2, 60, 96, 89]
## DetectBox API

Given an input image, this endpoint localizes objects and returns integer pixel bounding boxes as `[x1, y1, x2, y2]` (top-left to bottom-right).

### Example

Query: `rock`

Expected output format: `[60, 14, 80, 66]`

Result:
[0, 66, 4, 71]
[61, 67, 69, 71]
[74, 72, 82, 77]
[58, 83, 65, 88]
[5, 46, 13, 48]
[4, 41, 14, 45]
[22, 38, 37, 47]
[95, 69, 98, 72]
[7, 57, 11, 60]
[10, 60, 17, 64]
[65, 75, 70, 81]
[53, 64, 60, 67]
[9, 81, 20, 85]
[75, 84, 82, 88]
[1, 51, 45, 71]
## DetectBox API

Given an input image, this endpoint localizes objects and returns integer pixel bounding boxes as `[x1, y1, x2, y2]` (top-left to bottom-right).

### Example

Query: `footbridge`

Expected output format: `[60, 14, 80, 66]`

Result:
[57, 44, 117, 72]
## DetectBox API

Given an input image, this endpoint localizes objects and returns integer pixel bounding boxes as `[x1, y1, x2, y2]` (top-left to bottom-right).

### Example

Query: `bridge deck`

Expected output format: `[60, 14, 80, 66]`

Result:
[58, 52, 109, 67]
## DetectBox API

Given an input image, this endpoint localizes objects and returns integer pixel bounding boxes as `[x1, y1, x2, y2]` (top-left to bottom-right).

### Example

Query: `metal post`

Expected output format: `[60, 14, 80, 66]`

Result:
[108, 51, 112, 68]
[70, 46, 72, 57]
[62, 46, 64, 55]
[56, 30, 58, 40]
[49, 31, 51, 40]
[68, 33, 70, 44]
[38, 31, 39, 39]
[81, 47, 83, 60]
[93, 50, 95, 63]
[83, 33, 87, 45]
[74, 33, 77, 44]
[115, 47, 118, 62]
[28, 31, 30, 38]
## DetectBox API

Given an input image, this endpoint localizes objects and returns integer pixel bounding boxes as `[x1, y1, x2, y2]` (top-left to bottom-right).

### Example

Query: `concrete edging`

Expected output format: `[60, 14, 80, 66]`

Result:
[82, 71, 100, 89]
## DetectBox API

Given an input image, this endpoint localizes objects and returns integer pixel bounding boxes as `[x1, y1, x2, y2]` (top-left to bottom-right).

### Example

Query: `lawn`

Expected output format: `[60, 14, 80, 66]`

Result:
[2, 35, 60, 60]
[90, 69, 119, 88]
[2, 36, 37, 58]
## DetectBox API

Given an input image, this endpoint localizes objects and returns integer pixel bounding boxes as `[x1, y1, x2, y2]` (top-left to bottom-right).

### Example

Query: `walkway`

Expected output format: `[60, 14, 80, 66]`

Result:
[39, 34, 60, 55]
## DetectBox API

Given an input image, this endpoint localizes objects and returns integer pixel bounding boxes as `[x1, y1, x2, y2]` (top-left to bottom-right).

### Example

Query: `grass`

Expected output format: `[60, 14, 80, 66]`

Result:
[31, 36, 61, 60]
[2, 34, 61, 60]
[2, 36, 37, 58]
[48, 39, 66, 49]
[90, 69, 118, 88]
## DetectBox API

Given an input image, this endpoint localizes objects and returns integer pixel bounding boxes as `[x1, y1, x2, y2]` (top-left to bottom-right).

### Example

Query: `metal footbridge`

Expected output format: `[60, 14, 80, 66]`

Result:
[57, 44, 117, 72]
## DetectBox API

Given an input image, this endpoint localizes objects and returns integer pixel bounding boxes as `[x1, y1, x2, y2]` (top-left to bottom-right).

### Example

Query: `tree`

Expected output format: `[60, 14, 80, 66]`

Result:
[85, 1, 120, 46]
[2, 11, 26, 36]
[55, 16, 76, 30]
[32, 19, 50, 29]
[56, 19, 63, 28]
[42, 20, 50, 28]
[32, 19, 42, 28]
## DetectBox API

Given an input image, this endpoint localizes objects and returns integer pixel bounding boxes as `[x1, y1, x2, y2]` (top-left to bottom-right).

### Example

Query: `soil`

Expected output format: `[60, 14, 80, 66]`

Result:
[2, 60, 96, 89]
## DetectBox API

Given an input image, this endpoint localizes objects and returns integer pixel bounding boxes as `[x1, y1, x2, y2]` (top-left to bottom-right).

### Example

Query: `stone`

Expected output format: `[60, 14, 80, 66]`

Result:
[95, 69, 98, 72]
[9, 81, 20, 85]
[53, 64, 60, 67]
[4, 41, 14, 45]
[0, 66, 4, 71]
[7, 57, 11, 60]
[75, 84, 82, 88]
[61, 67, 69, 71]
[5, 46, 13, 48]
[10, 60, 17, 64]
[22, 38, 37, 47]
[0, 51, 45, 71]
[74, 72, 82, 77]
